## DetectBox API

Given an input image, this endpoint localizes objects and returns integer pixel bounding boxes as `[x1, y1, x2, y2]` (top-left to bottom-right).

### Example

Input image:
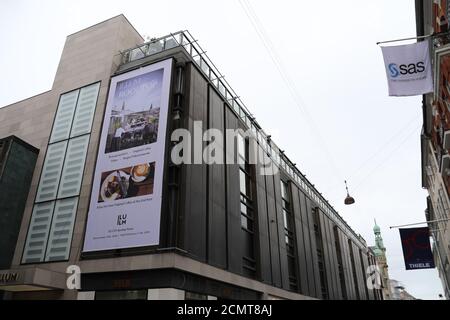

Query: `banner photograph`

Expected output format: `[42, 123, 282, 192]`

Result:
[380, 40, 433, 96]
[83, 59, 172, 252]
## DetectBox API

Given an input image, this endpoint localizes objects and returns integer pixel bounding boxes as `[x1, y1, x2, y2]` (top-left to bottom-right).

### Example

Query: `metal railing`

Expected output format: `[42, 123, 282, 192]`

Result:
[120, 31, 367, 248]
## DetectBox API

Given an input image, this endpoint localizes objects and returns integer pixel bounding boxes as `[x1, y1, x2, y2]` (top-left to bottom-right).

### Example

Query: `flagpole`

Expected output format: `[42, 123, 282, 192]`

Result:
[376, 30, 450, 46]
[389, 218, 450, 229]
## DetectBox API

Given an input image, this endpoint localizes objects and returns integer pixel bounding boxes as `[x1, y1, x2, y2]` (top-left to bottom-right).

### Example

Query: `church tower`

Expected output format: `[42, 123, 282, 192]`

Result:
[371, 220, 391, 299]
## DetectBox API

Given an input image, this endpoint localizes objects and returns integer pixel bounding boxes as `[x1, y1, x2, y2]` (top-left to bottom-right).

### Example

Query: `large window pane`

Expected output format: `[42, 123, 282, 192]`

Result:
[49, 90, 79, 143]
[70, 82, 100, 138]
[22, 201, 55, 263]
[238, 135, 245, 159]
[239, 169, 247, 195]
[57, 135, 89, 198]
[35, 141, 68, 202]
[45, 197, 78, 261]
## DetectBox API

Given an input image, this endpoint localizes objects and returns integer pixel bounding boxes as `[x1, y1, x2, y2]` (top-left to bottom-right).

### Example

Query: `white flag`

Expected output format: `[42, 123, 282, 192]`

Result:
[381, 40, 433, 96]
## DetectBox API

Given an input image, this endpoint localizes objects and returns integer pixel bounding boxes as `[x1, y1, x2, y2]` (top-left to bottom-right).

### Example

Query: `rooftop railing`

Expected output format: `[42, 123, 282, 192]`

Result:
[120, 31, 367, 248]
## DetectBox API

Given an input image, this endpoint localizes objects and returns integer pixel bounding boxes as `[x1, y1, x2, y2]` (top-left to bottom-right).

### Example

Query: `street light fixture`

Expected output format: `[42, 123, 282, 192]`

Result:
[344, 180, 355, 205]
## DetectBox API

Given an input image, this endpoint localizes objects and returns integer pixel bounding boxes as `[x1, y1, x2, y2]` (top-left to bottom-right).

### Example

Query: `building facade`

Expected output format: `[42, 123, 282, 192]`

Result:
[0, 15, 381, 300]
[416, 0, 450, 299]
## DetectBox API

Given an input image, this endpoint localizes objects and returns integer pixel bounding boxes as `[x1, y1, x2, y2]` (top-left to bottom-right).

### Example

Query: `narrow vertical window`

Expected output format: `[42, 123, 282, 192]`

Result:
[281, 180, 298, 291]
[238, 134, 256, 278]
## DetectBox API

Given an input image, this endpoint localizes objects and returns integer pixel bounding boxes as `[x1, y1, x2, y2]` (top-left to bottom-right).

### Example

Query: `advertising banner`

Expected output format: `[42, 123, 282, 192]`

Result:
[399, 227, 435, 270]
[83, 59, 172, 252]
[381, 40, 433, 96]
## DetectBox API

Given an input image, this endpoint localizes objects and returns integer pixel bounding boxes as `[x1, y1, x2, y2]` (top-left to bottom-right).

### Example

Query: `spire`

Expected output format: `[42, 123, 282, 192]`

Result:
[373, 219, 381, 234]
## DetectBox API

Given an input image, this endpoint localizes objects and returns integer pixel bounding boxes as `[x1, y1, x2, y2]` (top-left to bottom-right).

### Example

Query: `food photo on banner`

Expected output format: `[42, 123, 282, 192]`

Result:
[399, 227, 435, 270]
[82, 59, 172, 252]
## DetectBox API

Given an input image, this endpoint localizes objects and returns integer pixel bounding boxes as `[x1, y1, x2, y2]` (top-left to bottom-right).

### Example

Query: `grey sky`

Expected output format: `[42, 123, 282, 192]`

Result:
[0, 0, 443, 299]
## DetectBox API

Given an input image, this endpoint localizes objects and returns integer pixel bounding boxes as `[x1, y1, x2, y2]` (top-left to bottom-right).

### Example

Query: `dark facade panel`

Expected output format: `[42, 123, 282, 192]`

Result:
[326, 215, 342, 299]
[255, 150, 272, 284]
[359, 248, 372, 300]
[351, 242, 367, 300]
[290, 183, 309, 296]
[224, 107, 242, 274]
[207, 87, 227, 268]
[273, 172, 290, 290]
[317, 210, 334, 299]
[264, 167, 282, 287]
[300, 193, 320, 298]
[338, 229, 356, 299]
[324, 215, 337, 299]
[182, 65, 208, 261]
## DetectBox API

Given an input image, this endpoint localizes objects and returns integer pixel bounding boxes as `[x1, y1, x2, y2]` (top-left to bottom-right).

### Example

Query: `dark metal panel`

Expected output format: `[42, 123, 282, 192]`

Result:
[318, 210, 334, 299]
[264, 169, 282, 287]
[255, 147, 272, 284]
[352, 242, 366, 300]
[225, 107, 242, 274]
[356, 247, 368, 300]
[207, 87, 226, 268]
[326, 216, 342, 299]
[272, 171, 290, 290]
[301, 193, 319, 298]
[359, 248, 371, 300]
[290, 184, 309, 295]
[339, 229, 356, 300]
[183, 66, 208, 261]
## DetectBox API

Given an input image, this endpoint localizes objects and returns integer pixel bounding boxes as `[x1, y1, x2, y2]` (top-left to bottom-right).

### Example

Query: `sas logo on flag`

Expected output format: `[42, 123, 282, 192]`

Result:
[388, 62, 425, 78]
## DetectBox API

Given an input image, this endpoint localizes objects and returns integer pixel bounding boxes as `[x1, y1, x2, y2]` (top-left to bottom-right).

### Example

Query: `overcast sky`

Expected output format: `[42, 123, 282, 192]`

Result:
[0, 0, 444, 299]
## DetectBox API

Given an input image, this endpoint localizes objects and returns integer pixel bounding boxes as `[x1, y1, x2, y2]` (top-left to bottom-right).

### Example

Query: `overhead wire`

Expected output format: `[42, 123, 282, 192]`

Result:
[323, 114, 421, 194]
[352, 121, 422, 191]
[237, 0, 344, 187]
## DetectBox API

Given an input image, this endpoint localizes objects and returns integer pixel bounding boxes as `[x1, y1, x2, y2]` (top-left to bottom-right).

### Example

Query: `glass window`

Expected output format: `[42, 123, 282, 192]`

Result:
[238, 135, 245, 159]
[70, 83, 100, 138]
[49, 90, 79, 143]
[35, 141, 68, 203]
[148, 40, 164, 54]
[22, 201, 55, 263]
[165, 37, 179, 49]
[57, 135, 89, 198]
[200, 59, 210, 76]
[130, 47, 145, 61]
[233, 101, 241, 114]
[44, 197, 78, 261]
[239, 169, 247, 195]
[218, 81, 226, 97]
